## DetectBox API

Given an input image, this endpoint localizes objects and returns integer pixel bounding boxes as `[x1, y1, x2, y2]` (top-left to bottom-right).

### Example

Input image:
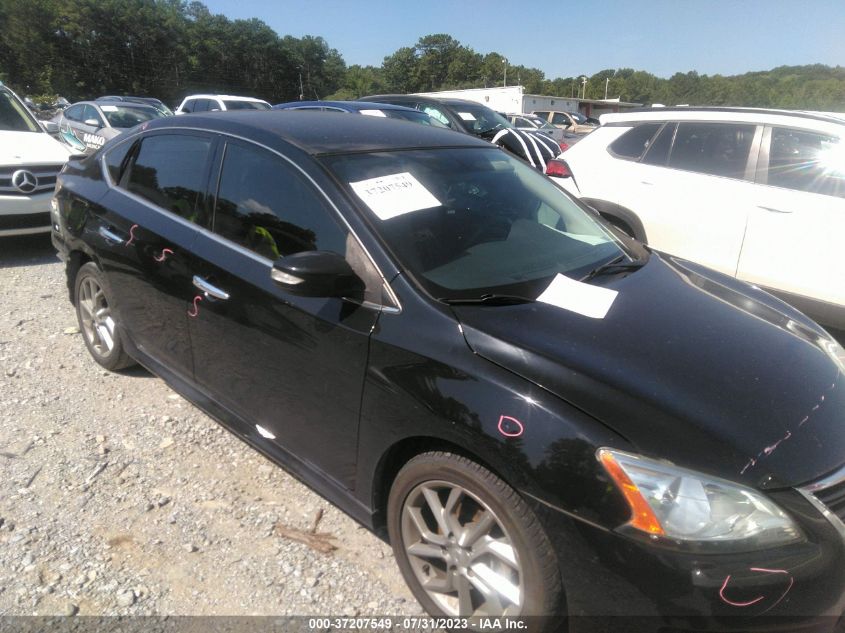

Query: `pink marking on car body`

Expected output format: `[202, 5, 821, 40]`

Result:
[154, 248, 174, 262]
[125, 224, 139, 246]
[187, 295, 202, 317]
[719, 575, 765, 607]
[718, 567, 794, 612]
[497, 415, 524, 438]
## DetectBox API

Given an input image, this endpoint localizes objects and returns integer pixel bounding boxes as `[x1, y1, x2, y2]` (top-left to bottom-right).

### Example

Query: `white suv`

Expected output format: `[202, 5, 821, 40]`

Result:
[174, 94, 271, 114]
[552, 107, 845, 332]
[0, 82, 72, 237]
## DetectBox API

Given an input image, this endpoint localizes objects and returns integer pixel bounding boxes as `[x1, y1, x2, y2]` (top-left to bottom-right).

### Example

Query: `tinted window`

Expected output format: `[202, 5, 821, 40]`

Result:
[641, 123, 675, 166]
[221, 100, 269, 110]
[101, 105, 162, 128]
[64, 105, 84, 122]
[668, 122, 755, 179]
[82, 105, 104, 127]
[213, 141, 346, 259]
[123, 134, 212, 224]
[0, 88, 39, 132]
[609, 123, 661, 160]
[181, 99, 196, 113]
[421, 105, 452, 128]
[766, 128, 845, 198]
[551, 112, 570, 126]
[104, 139, 136, 184]
[190, 99, 209, 113]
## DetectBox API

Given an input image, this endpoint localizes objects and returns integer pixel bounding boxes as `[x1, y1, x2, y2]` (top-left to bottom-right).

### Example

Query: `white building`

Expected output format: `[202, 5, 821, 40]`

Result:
[414, 85, 639, 117]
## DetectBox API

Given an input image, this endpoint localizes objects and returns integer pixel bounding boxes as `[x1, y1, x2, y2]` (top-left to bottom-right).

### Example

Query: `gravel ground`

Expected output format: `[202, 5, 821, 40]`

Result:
[0, 234, 422, 617]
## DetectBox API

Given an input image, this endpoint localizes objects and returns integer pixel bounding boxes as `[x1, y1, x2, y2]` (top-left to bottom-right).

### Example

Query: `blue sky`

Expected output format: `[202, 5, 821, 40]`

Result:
[200, 0, 844, 79]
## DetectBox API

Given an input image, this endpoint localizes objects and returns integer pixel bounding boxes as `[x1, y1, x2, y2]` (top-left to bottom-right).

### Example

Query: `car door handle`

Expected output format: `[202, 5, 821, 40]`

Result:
[758, 206, 793, 214]
[193, 275, 230, 301]
[98, 226, 125, 245]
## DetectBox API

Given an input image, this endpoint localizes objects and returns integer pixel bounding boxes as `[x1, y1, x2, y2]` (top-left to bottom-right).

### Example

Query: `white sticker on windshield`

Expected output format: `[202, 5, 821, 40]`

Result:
[100, 105, 118, 112]
[359, 109, 386, 117]
[350, 172, 441, 220]
[536, 273, 618, 319]
[458, 112, 476, 121]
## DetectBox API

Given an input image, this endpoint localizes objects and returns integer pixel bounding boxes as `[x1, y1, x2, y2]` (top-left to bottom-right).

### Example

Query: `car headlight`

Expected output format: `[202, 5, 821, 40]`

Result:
[598, 448, 802, 550]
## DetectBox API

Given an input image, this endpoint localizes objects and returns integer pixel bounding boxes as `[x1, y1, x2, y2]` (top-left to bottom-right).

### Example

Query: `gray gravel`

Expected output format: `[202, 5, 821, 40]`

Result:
[0, 234, 422, 616]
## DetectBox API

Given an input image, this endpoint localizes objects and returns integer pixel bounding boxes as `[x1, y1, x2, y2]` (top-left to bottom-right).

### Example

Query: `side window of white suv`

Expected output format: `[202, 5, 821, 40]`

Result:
[766, 127, 845, 199]
[668, 122, 756, 180]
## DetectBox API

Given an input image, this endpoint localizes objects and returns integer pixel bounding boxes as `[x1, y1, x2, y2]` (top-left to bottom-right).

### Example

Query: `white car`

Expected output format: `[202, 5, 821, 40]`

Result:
[0, 82, 72, 237]
[551, 106, 845, 332]
[174, 94, 271, 114]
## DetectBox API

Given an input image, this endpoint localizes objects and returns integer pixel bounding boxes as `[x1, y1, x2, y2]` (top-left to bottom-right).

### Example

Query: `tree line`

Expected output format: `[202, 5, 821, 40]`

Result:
[2, 0, 844, 111]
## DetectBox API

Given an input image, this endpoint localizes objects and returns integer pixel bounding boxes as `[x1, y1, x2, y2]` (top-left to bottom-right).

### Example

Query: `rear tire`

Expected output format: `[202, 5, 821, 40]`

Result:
[387, 451, 562, 624]
[74, 262, 135, 371]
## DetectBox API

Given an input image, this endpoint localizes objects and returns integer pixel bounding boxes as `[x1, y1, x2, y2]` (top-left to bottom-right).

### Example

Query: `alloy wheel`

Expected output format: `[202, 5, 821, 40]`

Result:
[77, 276, 116, 357]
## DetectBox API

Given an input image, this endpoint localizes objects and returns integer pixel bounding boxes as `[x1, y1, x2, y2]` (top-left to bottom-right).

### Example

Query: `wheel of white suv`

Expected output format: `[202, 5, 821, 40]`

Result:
[74, 262, 135, 371]
[387, 451, 562, 623]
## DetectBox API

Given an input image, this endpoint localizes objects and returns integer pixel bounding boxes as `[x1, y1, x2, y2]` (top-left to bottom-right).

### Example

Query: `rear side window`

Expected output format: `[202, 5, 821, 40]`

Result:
[668, 122, 755, 179]
[122, 134, 213, 224]
[213, 141, 347, 259]
[103, 140, 136, 184]
[181, 99, 196, 113]
[609, 123, 662, 160]
[766, 127, 845, 198]
[641, 123, 676, 166]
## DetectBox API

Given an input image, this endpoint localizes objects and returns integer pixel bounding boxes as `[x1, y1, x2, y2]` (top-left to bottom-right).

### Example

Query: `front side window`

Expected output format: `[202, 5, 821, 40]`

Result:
[101, 105, 162, 128]
[122, 133, 213, 224]
[181, 99, 196, 113]
[421, 105, 452, 128]
[766, 127, 845, 198]
[221, 100, 270, 110]
[449, 103, 511, 136]
[551, 112, 570, 126]
[324, 148, 628, 300]
[64, 105, 85, 122]
[0, 87, 40, 132]
[640, 123, 676, 166]
[668, 122, 756, 179]
[213, 141, 347, 259]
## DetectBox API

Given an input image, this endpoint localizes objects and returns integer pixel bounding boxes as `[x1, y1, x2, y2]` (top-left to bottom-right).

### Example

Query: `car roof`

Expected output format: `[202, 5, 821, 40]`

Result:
[72, 100, 158, 111]
[142, 110, 490, 156]
[602, 106, 845, 127]
[181, 94, 268, 103]
[273, 100, 421, 113]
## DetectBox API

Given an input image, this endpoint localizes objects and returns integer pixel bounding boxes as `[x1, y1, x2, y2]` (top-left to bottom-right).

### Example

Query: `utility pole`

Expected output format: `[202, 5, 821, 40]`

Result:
[604, 77, 609, 100]
[580, 76, 587, 99]
[503, 58, 508, 87]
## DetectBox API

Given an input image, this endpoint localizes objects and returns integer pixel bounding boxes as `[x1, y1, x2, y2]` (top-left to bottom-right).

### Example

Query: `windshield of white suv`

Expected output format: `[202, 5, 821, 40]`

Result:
[324, 147, 628, 300]
[222, 100, 271, 110]
[0, 88, 40, 132]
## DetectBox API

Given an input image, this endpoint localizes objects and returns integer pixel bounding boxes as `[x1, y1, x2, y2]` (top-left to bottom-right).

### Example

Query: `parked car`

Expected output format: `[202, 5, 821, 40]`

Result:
[56, 100, 167, 154]
[52, 110, 845, 628]
[273, 100, 448, 128]
[360, 94, 561, 171]
[96, 96, 173, 116]
[174, 94, 271, 114]
[550, 106, 845, 334]
[532, 109, 598, 135]
[0, 81, 71, 237]
[506, 113, 581, 150]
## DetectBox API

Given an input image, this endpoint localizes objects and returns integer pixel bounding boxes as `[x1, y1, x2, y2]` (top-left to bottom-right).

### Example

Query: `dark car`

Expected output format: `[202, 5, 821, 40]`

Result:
[361, 94, 562, 171]
[52, 112, 845, 629]
[507, 113, 582, 151]
[273, 100, 448, 128]
[56, 100, 167, 153]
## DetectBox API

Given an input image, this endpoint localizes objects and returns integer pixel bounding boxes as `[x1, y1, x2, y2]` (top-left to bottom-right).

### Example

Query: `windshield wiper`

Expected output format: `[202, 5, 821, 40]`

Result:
[440, 294, 534, 306]
[580, 255, 646, 282]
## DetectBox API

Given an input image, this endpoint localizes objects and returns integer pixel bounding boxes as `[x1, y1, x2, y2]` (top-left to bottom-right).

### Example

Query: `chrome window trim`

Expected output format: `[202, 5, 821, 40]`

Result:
[798, 463, 845, 541]
[99, 126, 401, 313]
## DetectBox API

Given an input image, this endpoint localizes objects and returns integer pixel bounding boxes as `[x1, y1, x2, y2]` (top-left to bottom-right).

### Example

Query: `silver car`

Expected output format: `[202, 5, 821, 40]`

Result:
[56, 100, 166, 153]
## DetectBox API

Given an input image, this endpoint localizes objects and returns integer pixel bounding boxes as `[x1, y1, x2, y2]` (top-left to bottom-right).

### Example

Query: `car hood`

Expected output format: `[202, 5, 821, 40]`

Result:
[0, 131, 71, 164]
[454, 253, 845, 489]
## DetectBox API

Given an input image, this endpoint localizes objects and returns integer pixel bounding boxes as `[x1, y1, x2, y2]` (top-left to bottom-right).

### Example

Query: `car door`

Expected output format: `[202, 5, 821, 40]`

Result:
[737, 125, 845, 316]
[612, 121, 762, 277]
[186, 138, 382, 487]
[94, 130, 218, 379]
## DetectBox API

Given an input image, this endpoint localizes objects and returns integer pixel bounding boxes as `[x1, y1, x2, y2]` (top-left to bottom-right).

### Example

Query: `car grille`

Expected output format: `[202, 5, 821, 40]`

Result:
[0, 212, 51, 231]
[800, 465, 845, 539]
[0, 164, 64, 196]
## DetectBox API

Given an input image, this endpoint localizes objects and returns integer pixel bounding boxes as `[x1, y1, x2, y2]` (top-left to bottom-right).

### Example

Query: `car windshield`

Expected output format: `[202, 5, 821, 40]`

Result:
[379, 109, 449, 128]
[323, 147, 625, 300]
[223, 100, 270, 110]
[101, 105, 165, 128]
[0, 87, 40, 132]
[450, 103, 512, 136]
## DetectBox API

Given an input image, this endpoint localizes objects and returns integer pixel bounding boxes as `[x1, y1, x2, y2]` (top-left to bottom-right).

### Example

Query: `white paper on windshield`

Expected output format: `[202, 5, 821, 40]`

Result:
[350, 172, 441, 220]
[360, 109, 386, 117]
[458, 112, 476, 121]
[100, 105, 118, 112]
[536, 273, 618, 319]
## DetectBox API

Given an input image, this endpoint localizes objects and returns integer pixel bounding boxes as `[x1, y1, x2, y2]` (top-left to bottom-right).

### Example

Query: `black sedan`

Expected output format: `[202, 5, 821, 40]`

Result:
[52, 112, 845, 630]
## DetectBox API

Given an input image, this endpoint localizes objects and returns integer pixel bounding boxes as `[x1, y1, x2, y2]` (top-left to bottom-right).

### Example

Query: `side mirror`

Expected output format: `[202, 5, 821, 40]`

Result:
[271, 250, 364, 298]
[84, 118, 100, 127]
[42, 121, 59, 134]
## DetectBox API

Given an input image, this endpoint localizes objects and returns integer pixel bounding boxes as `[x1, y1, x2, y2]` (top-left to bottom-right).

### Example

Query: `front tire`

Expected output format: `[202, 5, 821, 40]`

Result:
[74, 262, 135, 371]
[387, 451, 562, 620]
